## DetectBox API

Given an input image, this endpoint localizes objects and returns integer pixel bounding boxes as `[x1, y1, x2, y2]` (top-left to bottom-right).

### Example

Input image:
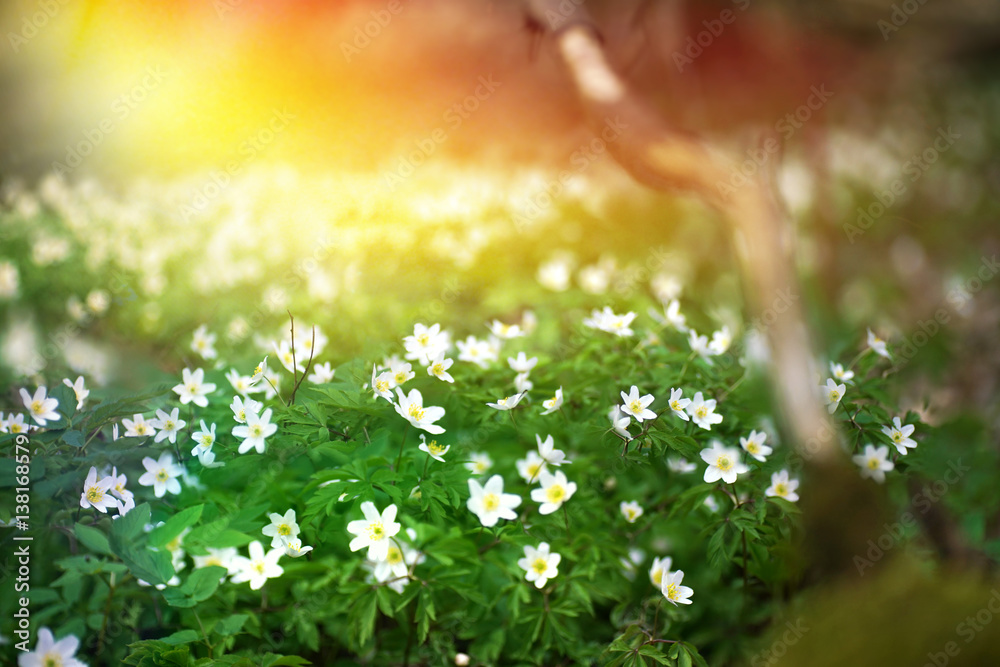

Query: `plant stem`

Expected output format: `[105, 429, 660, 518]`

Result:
[394, 424, 410, 479]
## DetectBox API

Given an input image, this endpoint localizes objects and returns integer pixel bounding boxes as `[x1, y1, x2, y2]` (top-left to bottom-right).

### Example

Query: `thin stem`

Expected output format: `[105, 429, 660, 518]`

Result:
[394, 424, 410, 480]
[288, 311, 299, 390]
[264, 375, 288, 407]
[290, 324, 317, 405]
[194, 610, 215, 658]
[562, 504, 570, 534]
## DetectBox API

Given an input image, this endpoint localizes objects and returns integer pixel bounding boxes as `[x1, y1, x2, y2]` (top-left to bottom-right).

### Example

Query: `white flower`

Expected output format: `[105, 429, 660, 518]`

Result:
[403, 323, 449, 366]
[517, 542, 561, 589]
[536, 433, 569, 466]
[688, 330, 716, 364]
[191, 325, 218, 360]
[308, 362, 336, 384]
[578, 264, 611, 294]
[686, 392, 723, 430]
[455, 653, 471, 666]
[583, 307, 636, 337]
[113, 494, 136, 519]
[620, 500, 643, 523]
[230, 540, 284, 590]
[667, 457, 696, 473]
[465, 452, 493, 475]
[699, 441, 749, 484]
[173, 368, 216, 408]
[765, 470, 800, 502]
[667, 388, 691, 421]
[663, 299, 688, 332]
[486, 392, 524, 411]
[830, 362, 854, 383]
[649, 556, 672, 588]
[389, 359, 415, 387]
[867, 328, 890, 358]
[122, 413, 155, 438]
[427, 352, 455, 383]
[537, 257, 572, 291]
[531, 469, 577, 515]
[661, 569, 694, 605]
[80, 466, 116, 513]
[262, 509, 300, 549]
[514, 372, 533, 394]
[249, 356, 269, 386]
[371, 365, 395, 401]
[853, 444, 894, 483]
[371, 527, 423, 584]
[516, 451, 547, 483]
[62, 376, 89, 410]
[418, 434, 450, 462]
[298, 325, 328, 359]
[17, 627, 86, 667]
[0, 260, 19, 299]
[226, 369, 256, 396]
[467, 475, 521, 527]
[233, 408, 278, 454]
[882, 416, 917, 455]
[347, 501, 401, 562]
[709, 326, 733, 355]
[191, 421, 217, 458]
[620, 385, 656, 422]
[739, 430, 772, 462]
[822, 378, 846, 414]
[86, 289, 110, 315]
[230, 395, 262, 424]
[608, 405, 632, 440]
[394, 388, 446, 434]
[507, 352, 538, 373]
[193, 547, 239, 576]
[280, 537, 314, 558]
[540, 387, 563, 415]
[106, 466, 133, 503]
[273, 340, 305, 374]
[150, 408, 186, 444]
[456, 335, 497, 368]
[488, 319, 524, 340]
[138, 453, 183, 497]
[20, 386, 59, 426]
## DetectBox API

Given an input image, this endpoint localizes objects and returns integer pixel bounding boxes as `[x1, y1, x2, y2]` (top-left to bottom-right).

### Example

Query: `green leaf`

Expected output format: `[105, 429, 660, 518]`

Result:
[149, 505, 204, 549]
[62, 430, 86, 448]
[111, 502, 152, 542]
[214, 613, 249, 637]
[74, 523, 112, 556]
[161, 629, 200, 644]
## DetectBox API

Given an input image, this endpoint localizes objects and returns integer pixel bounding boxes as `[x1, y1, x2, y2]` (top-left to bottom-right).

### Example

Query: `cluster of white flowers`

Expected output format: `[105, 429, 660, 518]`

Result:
[80, 465, 136, 518]
[345, 501, 424, 591]
[583, 306, 637, 337]
[648, 556, 694, 606]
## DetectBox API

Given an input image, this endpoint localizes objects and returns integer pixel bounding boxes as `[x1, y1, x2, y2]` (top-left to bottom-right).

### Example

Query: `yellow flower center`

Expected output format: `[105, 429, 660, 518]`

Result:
[187, 384, 197, 393]
[136, 424, 147, 435]
[427, 441, 446, 455]
[10, 423, 23, 433]
[652, 569, 663, 586]
[532, 558, 548, 575]
[164, 420, 175, 430]
[629, 400, 643, 414]
[387, 547, 403, 564]
[254, 562, 266, 574]
[747, 442, 759, 454]
[368, 522, 385, 541]
[201, 435, 213, 446]
[408, 404, 425, 421]
[205, 557, 222, 567]
[775, 483, 788, 496]
[376, 379, 390, 393]
[892, 432, 902, 442]
[482, 493, 500, 511]
[626, 508, 637, 520]
[665, 583, 680, 600]
[432, 363, 444, 375]
[867, 458, 880, 470]
[417, 333, 429, 345]
[156, 469, 169, 482]
[696, 407, 707, 419]
[254, 364, 263, 376]
[31, 400, 43, 414]
[86, 486, 105, 503]
[277, 524, 291, 536]
[394, 372, 408, 384]
[546, 485, 566, 503]
[828, 390, 840, 403]
[716, 456, 732, 471]
[474, 462, 488, 473]
[527, 463, 542, 478]
[43, 654, 64, 667]
[250, 425, 263, 437]
[670, 401, 682, 411]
